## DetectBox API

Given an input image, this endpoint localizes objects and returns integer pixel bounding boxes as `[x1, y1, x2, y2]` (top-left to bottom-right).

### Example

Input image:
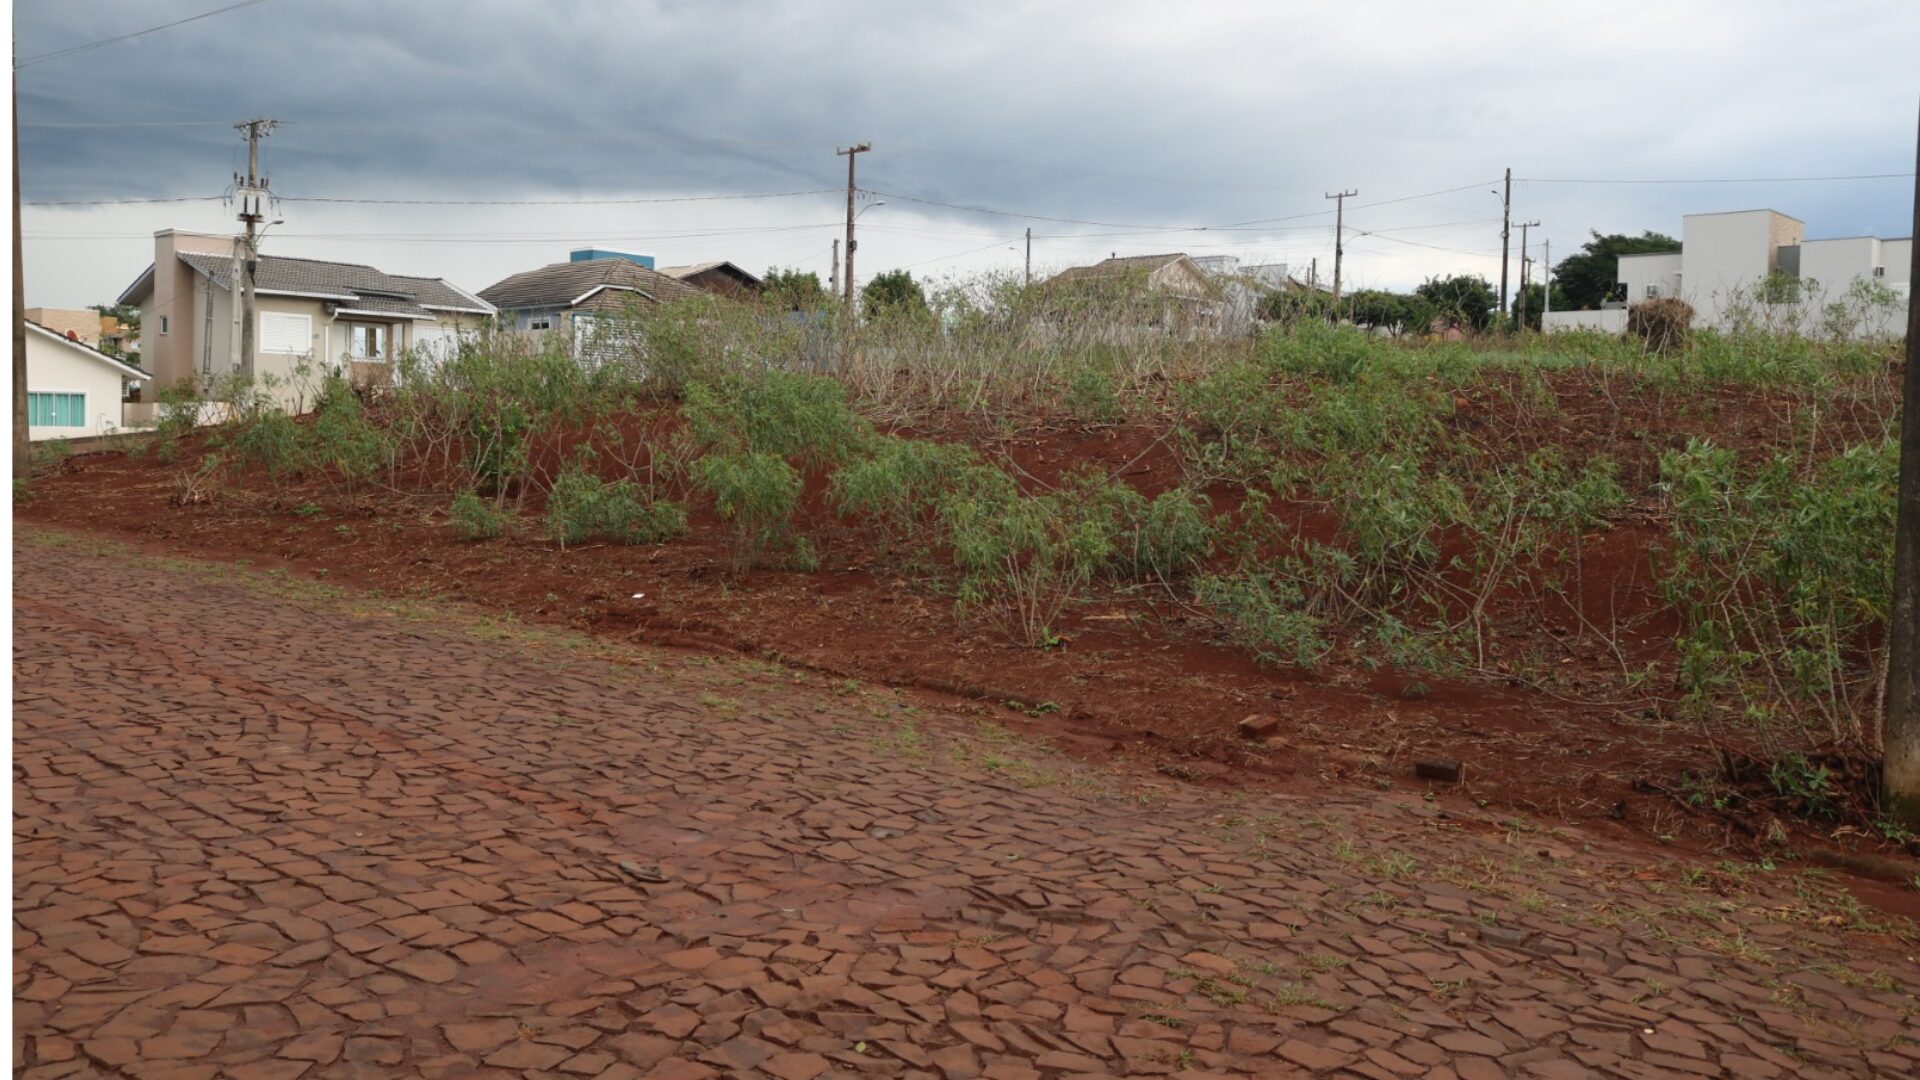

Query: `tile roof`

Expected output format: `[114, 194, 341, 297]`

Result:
[1047, 253, 1221, 299]
[175, 252, 494, 319]
[477, 258, 705, 311]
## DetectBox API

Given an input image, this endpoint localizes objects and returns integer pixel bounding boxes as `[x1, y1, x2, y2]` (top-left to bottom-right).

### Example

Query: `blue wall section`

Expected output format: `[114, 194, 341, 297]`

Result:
[570, 249, 655, 270]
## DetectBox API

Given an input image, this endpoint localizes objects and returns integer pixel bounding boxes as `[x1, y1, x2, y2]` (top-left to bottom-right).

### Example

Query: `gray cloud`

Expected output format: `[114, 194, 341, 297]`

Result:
[17, 0, 1920, 307]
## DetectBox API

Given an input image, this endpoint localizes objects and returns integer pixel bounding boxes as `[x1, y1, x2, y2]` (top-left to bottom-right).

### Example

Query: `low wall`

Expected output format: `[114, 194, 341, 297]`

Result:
[1543, 309, 1627, 334]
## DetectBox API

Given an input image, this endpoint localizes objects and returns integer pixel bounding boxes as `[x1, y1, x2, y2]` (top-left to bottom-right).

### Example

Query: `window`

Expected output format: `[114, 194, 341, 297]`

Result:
[259, 311, 312, 354]
[1646, 284, 1660, 298]
[527, 315, 553, 331]
[28, 392, 86, 427]
[1873, 266, 1886, 278]
[347, 324, 388, 361]
[159, 315, 169, 335]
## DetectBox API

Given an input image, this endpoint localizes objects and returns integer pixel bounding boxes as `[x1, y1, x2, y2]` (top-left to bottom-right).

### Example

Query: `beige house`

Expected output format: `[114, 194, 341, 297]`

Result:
[116, 230, 495, 410]
[1046, 252, 1225, 333]
[25, 321, 148, 441]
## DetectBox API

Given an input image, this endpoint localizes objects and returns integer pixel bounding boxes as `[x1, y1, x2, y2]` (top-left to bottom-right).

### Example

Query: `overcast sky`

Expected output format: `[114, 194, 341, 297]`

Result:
[15, 0, 1920, 308]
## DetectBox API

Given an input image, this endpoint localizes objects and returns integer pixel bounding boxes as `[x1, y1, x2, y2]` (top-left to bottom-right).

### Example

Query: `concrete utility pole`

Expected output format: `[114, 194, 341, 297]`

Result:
[13, 63, 28, 482]
[1498, 167, 1512, 331]
[1024, 227, 1032, 287]
[233, 118, 275, 379]
[1514, 220, 1539, 329]
[1542, 237, 1552, 324]
[1325, 189, 1357, 303]
[836, 143, 870, 316]
[1886, 98, 1920, 825]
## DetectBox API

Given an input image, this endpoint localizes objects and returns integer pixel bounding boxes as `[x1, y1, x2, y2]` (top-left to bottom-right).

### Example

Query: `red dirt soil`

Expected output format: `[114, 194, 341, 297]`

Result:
[20, 365, 1916, 914]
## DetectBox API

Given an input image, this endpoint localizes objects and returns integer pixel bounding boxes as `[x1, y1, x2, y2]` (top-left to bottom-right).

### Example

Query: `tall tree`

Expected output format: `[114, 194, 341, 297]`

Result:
[1552, 230, 1681, 310]
[1415, 274, 1498, 332]
[861, 269, 928, 322]
[763, 266, 828, 312]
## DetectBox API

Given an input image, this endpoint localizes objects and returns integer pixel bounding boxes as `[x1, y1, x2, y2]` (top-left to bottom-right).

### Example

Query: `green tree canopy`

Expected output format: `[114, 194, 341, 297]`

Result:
[1346, 289, 1436, 336]
[860, 269, 928, 322]
[1509, 281, 1572, 330]
[1551, 230, 1681, 311]
[763, 267, 828, 312]
[1415, 274, 1498, 332]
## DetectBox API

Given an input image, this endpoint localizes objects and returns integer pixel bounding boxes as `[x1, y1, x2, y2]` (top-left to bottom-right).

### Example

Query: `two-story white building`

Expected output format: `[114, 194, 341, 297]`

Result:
[1547, 209, 1910, 338]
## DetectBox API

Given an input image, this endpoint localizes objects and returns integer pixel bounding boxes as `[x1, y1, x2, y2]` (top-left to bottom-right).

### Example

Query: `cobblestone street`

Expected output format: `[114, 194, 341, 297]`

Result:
[13, 530, 1920, 1078]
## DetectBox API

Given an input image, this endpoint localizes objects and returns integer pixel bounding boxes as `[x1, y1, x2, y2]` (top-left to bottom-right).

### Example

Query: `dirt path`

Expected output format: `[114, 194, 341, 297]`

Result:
[13, 528, 1920, 1079]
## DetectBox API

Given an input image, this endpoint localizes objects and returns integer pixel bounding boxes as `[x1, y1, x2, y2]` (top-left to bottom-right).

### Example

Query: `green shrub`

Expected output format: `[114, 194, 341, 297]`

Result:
[545, 467, 687, 548]
[305, 383, 392, 494]
[1194, 572, 1330, 670]
[450, 491, 509, 541]
[1129, 488, 1215, 579]
[694, 451, 806, 568]
[1656, 437, 1895, 749]
[685, 369, 871, 468]
[830, 436, 994, 554]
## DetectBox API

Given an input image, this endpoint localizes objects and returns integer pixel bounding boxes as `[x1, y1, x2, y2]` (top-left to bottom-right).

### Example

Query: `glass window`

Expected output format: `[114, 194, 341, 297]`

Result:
[28, 392, 86, 427]
[348, 324, 388, 360]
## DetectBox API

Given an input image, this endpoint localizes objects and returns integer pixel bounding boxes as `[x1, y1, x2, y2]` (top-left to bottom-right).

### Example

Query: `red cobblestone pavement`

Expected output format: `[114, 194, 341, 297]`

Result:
[13, 530, 1920, 1078]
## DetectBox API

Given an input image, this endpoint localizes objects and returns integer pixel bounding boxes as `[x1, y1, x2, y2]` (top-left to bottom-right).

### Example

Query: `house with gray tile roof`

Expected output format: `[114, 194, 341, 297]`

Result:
[117, 230, 494, 410]
[478, 252, 705, 329]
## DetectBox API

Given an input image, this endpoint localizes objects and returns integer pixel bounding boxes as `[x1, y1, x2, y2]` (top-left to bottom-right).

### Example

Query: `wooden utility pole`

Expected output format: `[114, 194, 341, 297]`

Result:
[1886, 98, 1920, 825]
[1325, 189, 1356, 303]
[1514, 220, 1539, 329]
[233, 118, 275, 379]
[13, 64, 28, 482]
[836, 143, 870, 316]
[1024, 227, 1032, 287]
[1498, 167, 1512, 331]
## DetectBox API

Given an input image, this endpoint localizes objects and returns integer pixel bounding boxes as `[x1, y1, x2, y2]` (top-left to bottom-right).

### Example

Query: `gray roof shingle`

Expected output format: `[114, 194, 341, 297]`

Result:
[175, 252, 494, 319]
[477, 258, 705, 312]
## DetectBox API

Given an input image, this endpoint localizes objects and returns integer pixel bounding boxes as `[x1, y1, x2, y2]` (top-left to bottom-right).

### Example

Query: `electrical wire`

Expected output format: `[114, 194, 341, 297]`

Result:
[1519, 172, 1913, 185]
[14, 0, 278, 69]
[273, 189, 839, 207]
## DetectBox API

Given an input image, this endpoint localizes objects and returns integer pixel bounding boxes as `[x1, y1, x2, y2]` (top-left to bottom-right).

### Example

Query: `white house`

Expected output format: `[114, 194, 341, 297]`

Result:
[1547, 208, 1911, 337]
[26, 321, 149, 441]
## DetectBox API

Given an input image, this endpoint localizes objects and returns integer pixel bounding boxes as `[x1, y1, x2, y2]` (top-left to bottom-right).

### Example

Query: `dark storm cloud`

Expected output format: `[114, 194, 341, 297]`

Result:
[15, 0, 1920, 306]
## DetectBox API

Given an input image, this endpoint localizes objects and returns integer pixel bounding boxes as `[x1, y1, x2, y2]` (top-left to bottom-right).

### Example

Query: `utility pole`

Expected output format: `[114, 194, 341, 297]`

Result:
[1024, 227, 1032, 287]
[836, 143, 870, 320]
[1542, 237, 1552, 326]
[233, 118, 275, 379]
[13, 61, 28, 482]
[1514, 219, 1539, 329]
[829, 238, 838, 297]
[1498, 167, 1512, 332]
[1886, 97, 1920, 825]
[1309, 257, 1317, 290]
[1325, 189, 1357, 303]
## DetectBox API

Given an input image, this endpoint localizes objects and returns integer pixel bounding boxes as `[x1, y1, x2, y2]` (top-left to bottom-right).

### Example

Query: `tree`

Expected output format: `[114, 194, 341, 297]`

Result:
[1346, 289, 1434, 336]
[1257, 287, 1334, 327]
[763, 267, 828, 312]
[1415, 274, 1498, 333]
[1552, 230, 1681, 310]
[861, 269, 928, 322]
[1509, 282, 1572, 330]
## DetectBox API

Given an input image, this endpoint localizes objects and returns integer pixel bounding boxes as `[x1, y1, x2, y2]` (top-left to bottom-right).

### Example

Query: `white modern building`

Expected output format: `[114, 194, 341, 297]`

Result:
[1546, 209, 1910, 338]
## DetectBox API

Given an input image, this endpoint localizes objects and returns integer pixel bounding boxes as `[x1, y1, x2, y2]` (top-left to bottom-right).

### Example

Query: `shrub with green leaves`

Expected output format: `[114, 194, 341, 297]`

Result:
[1657, 437, 1895, 750]
[694, 451, 808, 568]
[685, 369, 871, 468]
[545, 467, 687, 548]
[1194, 572, 1330, 670]
[450, 490, 509, 541]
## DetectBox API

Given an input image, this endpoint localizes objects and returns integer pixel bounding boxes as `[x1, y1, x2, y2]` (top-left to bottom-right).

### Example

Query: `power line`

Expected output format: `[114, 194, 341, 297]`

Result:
[24, 194, 225, 206]
[274, 189, 839, 207]
[1519, 172, 1914, 185]
[14, 0, 278, 70]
